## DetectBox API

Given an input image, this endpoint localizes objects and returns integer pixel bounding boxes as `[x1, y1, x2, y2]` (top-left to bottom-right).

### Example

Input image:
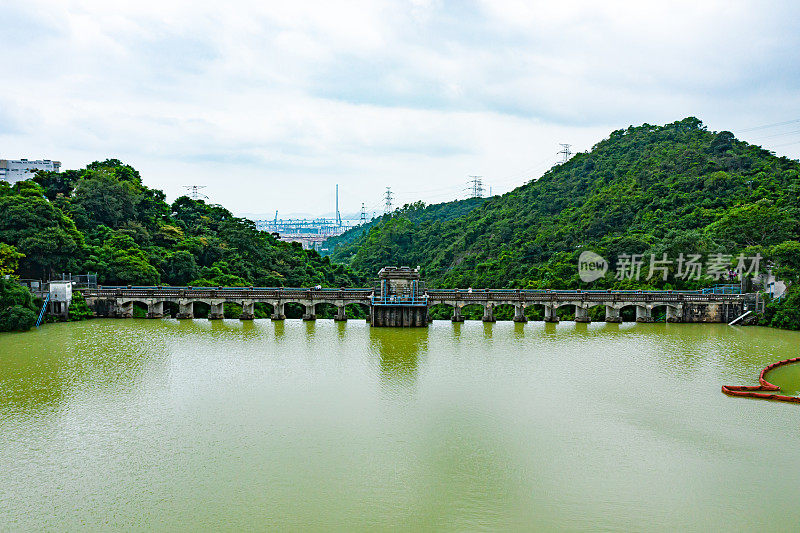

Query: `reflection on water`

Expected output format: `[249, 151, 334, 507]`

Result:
[1, 320, 800, 531]
[369, 327, 427, 385]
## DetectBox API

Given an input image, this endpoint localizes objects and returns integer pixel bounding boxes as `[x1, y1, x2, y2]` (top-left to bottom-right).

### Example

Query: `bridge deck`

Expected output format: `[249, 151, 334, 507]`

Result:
[81, 286, 747, 303]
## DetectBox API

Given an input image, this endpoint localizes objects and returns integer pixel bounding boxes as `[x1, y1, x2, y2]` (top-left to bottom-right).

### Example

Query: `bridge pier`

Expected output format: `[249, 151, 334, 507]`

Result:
[240, 301, 254, 320]
[209, 301, 224, 320]
[177, 300, 194, 319]
[544, 304, 559, 323]
[80, 273, 750, 329]
[271, 302, 286, 321]
[574, 305, 590, 323]
[636, 305, 653, 323]
[605, 305, 622, 323]
[513, 304, 527, 323]
[146, 300, 164, 319]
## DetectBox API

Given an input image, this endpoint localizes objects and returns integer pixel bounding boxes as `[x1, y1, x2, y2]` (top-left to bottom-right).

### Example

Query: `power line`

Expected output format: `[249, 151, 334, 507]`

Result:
[751, 128, 800, 141]
[769, 139, 800, 148]
[738, 118, 800, 133]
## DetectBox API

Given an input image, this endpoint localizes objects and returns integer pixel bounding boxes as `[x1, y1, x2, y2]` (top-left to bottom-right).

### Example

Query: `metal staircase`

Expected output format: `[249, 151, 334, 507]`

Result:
[35, 293, 49, 327]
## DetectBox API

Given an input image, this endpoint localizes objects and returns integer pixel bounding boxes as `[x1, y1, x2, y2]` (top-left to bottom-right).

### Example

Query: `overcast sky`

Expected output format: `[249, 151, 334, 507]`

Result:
[2, 1, 799, 218]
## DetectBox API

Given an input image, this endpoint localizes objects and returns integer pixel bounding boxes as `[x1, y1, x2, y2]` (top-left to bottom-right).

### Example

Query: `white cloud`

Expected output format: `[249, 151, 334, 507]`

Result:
[1, 0, 798, 216]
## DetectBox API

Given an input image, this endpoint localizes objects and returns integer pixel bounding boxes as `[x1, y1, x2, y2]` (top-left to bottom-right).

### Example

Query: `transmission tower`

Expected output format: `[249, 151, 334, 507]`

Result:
[558, 143, 572, 163]
[360, 202, 367, 224]
[335, 184, 342, 226]
[184, 185, 208, 200]
[468, 176, 484, 198]
[384, 187, 394, 214]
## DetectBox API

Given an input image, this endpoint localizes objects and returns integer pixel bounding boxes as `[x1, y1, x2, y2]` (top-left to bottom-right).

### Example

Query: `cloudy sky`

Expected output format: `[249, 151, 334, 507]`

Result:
[2, 1, 799, 218]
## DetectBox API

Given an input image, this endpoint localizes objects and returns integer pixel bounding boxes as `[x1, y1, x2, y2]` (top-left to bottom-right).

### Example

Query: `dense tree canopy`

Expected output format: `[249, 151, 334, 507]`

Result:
[0, 159, 360, 289]
[330, 118, 800, 290]
[327, 118, 800, 328]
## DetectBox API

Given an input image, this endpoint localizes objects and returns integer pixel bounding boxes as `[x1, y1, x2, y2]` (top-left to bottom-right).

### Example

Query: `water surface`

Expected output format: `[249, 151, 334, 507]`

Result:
[1, 320, 799, 531]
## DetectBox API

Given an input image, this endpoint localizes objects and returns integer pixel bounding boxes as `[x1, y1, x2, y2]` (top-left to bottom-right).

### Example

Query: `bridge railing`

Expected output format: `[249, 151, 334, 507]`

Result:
[82, 286, 374, 301]
[82, 286, 747, 304]
[371, 295, 429, 306]
[425, 289, 746, 303]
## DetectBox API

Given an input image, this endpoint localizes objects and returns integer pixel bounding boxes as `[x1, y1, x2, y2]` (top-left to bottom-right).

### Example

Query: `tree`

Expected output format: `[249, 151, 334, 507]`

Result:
[70, 171, 136, 229]
[0, 277, 37, 332]
[0, 195, 84, 278]
[0, 243, 24, 276]
[706, 200, 796, 249]
[772, 240, 800, 284]
[162, 250, 199, 285]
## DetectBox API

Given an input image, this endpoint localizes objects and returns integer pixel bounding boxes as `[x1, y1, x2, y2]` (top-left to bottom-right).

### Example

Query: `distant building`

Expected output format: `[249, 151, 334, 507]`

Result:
[0, 158, 61, 184]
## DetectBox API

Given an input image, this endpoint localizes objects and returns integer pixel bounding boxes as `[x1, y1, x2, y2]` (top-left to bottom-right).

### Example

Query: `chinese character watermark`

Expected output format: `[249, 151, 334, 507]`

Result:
[578, 251, 761, 283]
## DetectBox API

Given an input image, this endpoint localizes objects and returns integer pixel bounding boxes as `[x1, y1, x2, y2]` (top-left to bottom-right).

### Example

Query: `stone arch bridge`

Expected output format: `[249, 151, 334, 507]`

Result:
[81, 286, 750, 325]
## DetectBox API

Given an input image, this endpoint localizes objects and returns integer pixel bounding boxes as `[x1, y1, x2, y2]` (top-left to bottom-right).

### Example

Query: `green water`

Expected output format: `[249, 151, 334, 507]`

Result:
[1, 319, 799, 531]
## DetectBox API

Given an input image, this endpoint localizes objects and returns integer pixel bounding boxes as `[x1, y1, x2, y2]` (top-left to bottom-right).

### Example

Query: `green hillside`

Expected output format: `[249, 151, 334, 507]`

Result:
[324, 197, 486, 262]
[0, 159, 363, 329]
[330, 118, 800, 297]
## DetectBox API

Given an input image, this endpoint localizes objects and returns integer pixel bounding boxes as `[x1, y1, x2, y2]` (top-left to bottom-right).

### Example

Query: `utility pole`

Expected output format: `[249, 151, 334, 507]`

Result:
[558, 143, 572, 163]
[384, 187, 394, 214]
[184, 185, 208, 201]
[360, 202, 367, 224]
[468, 176, 484, 198]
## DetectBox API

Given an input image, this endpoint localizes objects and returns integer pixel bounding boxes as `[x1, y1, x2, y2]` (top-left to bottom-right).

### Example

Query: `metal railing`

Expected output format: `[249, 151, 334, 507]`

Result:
[371, 295, 429, 306]
[81, 285, 748, 305]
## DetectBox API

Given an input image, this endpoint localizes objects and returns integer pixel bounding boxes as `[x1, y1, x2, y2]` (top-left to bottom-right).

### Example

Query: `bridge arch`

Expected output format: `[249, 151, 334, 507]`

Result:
[122, 300, 148, 318]
[253, 302, 275, 318]
[555, 303, 576, 321]
[587, 303, 605, 321]
[192, 301, 211, 319]
[163, 300, 179, 318]
[428, 303, 454, 320]
[523, 303, 545, 321]
[493, 303, 516, 321]
[617, 303, 638, 322]
[345, 302, 370, 320]
[283, 302, 308, 319]
[461, 303, 485, 320]
[314, 302, 339, 319]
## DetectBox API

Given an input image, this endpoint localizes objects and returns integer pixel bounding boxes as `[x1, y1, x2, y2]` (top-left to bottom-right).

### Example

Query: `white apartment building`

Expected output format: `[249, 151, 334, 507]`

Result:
[0, 158, 61, 184]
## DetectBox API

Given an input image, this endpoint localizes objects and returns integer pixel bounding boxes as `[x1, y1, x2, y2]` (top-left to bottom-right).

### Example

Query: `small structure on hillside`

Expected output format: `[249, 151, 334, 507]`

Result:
[371, 266, 428, 327]
[49, 280, 73, 319]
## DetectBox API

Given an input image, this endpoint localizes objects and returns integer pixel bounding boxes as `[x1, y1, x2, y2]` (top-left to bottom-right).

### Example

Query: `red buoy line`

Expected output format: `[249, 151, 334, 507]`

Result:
[722, 357, 800, 403]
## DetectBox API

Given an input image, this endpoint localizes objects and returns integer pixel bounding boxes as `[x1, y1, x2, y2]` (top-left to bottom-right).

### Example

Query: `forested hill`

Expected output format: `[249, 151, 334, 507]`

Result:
[330, 117, 800, 291]
[0, 160, 360, 288]
[325, 197, 485, 262]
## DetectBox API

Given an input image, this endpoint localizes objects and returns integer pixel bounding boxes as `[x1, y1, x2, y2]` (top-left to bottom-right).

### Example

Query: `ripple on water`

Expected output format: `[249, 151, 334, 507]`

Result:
[0, 320, 799, 531]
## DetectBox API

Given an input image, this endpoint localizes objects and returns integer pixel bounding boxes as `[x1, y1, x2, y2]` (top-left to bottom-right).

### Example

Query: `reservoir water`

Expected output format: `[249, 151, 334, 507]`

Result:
[1, 319, 799, 531]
